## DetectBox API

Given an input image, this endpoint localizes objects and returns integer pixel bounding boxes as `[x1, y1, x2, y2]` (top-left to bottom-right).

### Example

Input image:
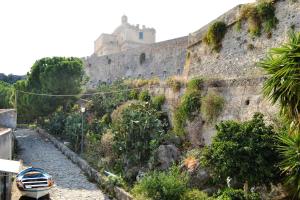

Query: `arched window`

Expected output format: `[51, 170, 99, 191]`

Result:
[139, 53, 146, 65]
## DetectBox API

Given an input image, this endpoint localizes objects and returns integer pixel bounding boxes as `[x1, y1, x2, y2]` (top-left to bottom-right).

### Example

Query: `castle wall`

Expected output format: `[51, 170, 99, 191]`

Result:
[181, 1, 299, 145]
[85, 36, 188, 88]
[185, 1, 300, 80]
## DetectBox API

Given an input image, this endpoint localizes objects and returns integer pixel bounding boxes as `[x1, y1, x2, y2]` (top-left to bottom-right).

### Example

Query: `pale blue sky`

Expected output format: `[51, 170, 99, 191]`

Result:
[0, 0, 254, 75]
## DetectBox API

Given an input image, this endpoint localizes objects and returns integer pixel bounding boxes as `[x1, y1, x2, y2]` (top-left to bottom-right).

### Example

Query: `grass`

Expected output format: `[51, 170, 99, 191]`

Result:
[124, 78, 160, 88]
[203, 21, 227, 52]
[152, 95, 166, 110]
[201, 90, 225, 123]
[166, 77, 182, 92]
[238, 1, 278, 37]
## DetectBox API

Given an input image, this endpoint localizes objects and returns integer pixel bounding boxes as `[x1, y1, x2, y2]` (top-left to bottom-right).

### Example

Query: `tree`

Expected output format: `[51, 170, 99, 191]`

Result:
[259, 31, 300, 127]
[259, 31, 300, 198]
[201, 113, 280, 189]
[15, 57, 84, 122]
[0, 81, 14, 108]
[277, 132, 300, 199]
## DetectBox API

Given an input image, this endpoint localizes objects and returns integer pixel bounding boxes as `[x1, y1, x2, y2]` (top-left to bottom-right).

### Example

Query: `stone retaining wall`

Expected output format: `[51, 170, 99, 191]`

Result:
[0, 109, 17, 129]
[36, 128, 133, 200]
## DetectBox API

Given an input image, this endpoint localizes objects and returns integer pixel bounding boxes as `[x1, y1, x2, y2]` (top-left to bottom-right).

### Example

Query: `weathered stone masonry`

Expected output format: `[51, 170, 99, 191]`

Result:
[85, 36, 188, 88]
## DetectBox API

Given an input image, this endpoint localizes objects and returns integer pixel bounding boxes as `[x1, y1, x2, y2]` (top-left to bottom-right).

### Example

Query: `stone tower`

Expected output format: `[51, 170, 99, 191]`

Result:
[94, 15, 156, 56]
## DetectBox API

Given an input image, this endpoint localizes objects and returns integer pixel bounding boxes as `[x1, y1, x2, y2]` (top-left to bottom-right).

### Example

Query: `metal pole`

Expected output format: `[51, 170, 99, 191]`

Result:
[81, 112, 84, 155]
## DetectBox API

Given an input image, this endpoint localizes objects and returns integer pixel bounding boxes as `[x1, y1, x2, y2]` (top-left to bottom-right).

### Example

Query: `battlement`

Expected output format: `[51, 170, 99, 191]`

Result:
[94, 15, 156, 56]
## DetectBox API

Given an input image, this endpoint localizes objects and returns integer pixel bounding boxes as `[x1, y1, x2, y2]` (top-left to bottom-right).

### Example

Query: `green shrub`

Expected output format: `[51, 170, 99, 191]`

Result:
[216, 188, 260, 200]
[107, 175, 126, 188]
[112, 102, 165, 175]
[139, 90, 151, 102]
[173, 78, 202, 136]
[166, 77, 182, 92]
[181, 189, 212, 200]
[203, 21, 227, 52]
[48, 110, 66, 136]
[129, 88, 139, 100]
[201, 113, 280, 188]
[65, 112, 85, 153]
[152, 95, 166, 110]
[132, 166, 188, 200]
[201, 91, 225, 123]
[173, 90, 201, 135]
[187, 78, 203, 91]
[91, 80, 130, 117]
[84, 131, 102, 169]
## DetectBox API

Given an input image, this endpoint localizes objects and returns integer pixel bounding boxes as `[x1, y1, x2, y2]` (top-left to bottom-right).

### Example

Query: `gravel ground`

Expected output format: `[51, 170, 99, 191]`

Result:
[12, 129, 108, 200]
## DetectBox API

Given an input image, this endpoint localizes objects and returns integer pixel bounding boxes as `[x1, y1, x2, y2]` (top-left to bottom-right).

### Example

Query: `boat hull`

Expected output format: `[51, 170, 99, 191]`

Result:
[20, 187, 50, 199]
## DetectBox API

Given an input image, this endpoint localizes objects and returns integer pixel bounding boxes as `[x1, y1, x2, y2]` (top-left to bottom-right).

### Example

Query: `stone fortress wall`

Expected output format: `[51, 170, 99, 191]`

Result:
[181, 0, 300, 144]
[84, 0, 300, 144]
[185, 1, 300, 80]
[85, 36, 188, 88]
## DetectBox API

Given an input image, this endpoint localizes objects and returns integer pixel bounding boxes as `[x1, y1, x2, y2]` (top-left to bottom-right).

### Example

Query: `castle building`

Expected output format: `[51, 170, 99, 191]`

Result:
[85, 15, 188, 88]
[94, 15, 156, 56]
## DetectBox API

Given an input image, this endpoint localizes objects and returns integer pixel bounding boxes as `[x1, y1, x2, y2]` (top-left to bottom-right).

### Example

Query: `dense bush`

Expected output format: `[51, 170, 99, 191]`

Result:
[181, 189, 212, 200]
[151, 95, 166, 110]
[112, 102, 165, 173]
[216, 188, 260, 200]
[201, 113, 280, 188]
[139, 90, 151, 102]
[166, 77, 182, 92]
[201, 90, 225, 123]
[173, 78, 202, 136]
[132, 166, 188, 200]
[65, 112, 85, 153]
[84, 131, 102, 169]
[203, 21, 227, 52]
[91, 80, 130, 117]
[0, 81, 14, 108]
[47, 109, 66, 136]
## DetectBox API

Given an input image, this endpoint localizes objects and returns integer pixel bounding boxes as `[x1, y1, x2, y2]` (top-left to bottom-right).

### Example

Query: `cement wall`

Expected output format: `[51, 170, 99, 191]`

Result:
[85, 36, 188, 88]
[0, 128, 13, 200]
[0, 129, 12, 160]
[0, 109, 17, 129]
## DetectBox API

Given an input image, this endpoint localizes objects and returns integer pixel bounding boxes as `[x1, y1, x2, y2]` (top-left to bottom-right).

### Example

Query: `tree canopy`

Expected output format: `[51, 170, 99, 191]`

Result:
[15, 57, 84, 122]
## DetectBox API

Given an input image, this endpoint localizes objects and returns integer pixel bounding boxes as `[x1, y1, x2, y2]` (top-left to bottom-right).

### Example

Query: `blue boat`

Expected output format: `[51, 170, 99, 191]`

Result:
[16, 167, 54, 199]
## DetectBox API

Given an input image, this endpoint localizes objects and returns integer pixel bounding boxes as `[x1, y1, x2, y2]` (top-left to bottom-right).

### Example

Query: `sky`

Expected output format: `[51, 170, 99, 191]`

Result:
[0, 0, 254, 75]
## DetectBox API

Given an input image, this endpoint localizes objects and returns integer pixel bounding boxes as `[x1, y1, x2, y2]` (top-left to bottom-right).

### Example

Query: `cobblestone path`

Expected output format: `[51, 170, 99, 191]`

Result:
[13, 129, 108, 200]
